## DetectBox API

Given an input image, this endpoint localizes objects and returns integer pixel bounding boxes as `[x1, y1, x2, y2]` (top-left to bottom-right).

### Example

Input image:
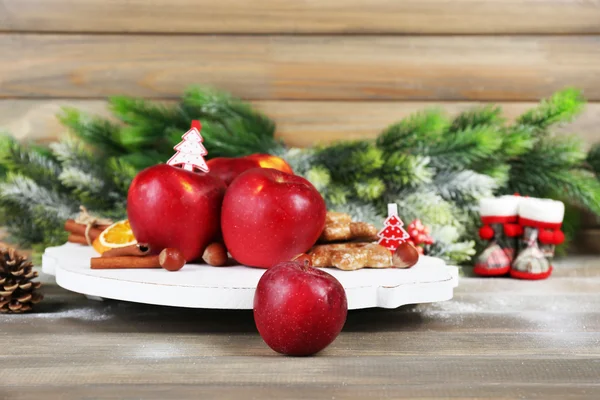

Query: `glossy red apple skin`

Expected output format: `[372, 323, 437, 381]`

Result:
[207, 154, 293, 186]
[221, 168, 326, 268]
[127, 164, 226, 262]
[254, 261, 348, 356]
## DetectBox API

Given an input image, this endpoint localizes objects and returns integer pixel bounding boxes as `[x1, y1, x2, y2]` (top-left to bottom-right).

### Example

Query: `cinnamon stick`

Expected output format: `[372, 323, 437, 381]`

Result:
[102, 243, 151, 258]
[64, 219, 109, 241]
[68, 234, 89, 245]
[91, 255, 160, 270]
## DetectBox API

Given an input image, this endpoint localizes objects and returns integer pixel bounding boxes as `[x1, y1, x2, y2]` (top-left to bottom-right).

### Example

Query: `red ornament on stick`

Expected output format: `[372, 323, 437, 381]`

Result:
[167, 120, 210, 173]
[377, 204, 410, 253]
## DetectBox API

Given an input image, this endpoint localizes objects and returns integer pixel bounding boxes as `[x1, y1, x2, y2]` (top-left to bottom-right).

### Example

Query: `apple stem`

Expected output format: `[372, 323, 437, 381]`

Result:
[292, 254, 313, 270]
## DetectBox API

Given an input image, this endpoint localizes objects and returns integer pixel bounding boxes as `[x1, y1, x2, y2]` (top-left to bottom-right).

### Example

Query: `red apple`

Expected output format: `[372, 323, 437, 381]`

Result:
[221, 168, 326, 268]
[127, 164, 226, 262]
[207, 154, 294, 186]
[254, 260, 348, 356]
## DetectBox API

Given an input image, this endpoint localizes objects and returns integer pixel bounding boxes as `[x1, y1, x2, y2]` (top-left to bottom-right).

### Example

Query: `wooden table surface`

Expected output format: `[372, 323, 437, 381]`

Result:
[2, 257, 600, 400]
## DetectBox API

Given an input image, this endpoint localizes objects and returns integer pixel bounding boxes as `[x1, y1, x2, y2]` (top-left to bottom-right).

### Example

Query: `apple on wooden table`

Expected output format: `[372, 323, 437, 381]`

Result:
[254, 260, 348, 356]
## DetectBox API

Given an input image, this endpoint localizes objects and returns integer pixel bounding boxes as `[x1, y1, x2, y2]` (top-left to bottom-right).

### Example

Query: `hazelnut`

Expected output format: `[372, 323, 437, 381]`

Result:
[202, 242, 228, 266]
[159, 248, 186, 271]
[392, 241, 419, 269]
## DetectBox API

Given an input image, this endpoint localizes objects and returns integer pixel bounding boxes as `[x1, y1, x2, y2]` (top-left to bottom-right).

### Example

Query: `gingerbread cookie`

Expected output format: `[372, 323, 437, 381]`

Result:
[309, 243, 393, 271]
[319, 211, 378, 243]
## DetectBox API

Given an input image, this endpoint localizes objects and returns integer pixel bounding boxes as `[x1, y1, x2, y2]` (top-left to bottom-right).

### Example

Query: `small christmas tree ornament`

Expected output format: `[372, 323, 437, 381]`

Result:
[512, 198, 564, 280]
[474, 195, 522, 277]
[377, 204, 410, 253]
[167, 120, 210, 173]
[0, 247, 43, 313]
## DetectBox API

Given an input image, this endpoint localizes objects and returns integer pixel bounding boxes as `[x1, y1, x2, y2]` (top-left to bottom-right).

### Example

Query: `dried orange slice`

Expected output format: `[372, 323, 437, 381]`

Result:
[92, 220, 137, 254]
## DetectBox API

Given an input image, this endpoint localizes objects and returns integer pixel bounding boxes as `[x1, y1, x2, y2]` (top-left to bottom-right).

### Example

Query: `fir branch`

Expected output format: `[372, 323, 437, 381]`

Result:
[107, 157, 138, 195]
[428, 239, 476, 265]
[498, 126, 535, 158]
[377, 109, 449, 154]
[480, 164, 510, 188]
[58, 167, 116, 209]
[516, 88, 585, 130]
[554, 170, 600, 216]
[181, 87, 283, 157]
[390, 190, 461, 229]
[0, 135, 63, 188]
[313, 141, 383, 182]
[423, 225, 476, 264]
[506, 137, 600, 215]
[110, 96, 185, 150]
[587, 143, 600, 178]
[328, 200, 384, 228]
[0, 174, 76, 247]
[353, 178, 386, 201]
[324, 185, 352, 207]
[305, 166, 331, 192]
[428, 125, 503, 170]
[50, 138, 103, 173]
[449, 105, 504, 132]
[435, 170, 497, 206]
[506, 135, 588, 198]
[380, 154, 433, 190]
[0, 174, 76, 220]
[51, 139, 126, 209]
[58, 108, 127, 155]
[0, 208, 46, 247]
[281, 148, 316, 176]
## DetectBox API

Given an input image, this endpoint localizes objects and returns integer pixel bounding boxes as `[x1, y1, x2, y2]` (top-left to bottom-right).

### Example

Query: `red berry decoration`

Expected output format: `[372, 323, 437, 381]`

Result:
[406, 219, 434, 254]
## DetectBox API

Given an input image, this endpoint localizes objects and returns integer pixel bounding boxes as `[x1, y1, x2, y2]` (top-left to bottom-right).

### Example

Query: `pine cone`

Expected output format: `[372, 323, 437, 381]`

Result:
[0, 247, 43, 313]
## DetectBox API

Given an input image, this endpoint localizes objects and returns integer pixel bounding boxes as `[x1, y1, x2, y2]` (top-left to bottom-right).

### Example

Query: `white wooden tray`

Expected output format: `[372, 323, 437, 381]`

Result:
[42, 243, 459, 310]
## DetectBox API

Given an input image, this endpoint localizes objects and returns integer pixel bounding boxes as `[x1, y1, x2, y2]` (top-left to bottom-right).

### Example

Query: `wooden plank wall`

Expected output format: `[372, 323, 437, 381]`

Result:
[0, 0, 599, 247]
[0, 0, 599, 147]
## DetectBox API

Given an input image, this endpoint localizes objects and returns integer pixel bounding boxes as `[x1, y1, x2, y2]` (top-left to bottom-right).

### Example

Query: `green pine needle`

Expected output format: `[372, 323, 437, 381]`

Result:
[428, 125, 503, 169]
[450, 105, 504, 132]
[354, 178, 386, 201]
[377, 109, 449, 153]
[0, 135, 63, 189]
[314, 141, 383, 182]
[325, 185, 352, 206]
[381, 154, 433, 189]
[517, 88, 585, 130]
[305, 166, 331, 192]
[499, 126, 535, 158]
[587, 143, 600, 178]
[59, 108, 127, 155]
[435, 170, 497, 205]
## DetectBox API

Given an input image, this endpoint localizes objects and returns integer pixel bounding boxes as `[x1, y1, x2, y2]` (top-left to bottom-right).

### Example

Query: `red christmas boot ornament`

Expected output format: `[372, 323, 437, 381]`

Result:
[511, 198, 564, 280]
[474, 196, 522, 277]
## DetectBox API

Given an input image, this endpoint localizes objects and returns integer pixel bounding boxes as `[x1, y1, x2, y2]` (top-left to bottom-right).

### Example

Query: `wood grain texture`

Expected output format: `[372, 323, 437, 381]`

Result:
[2, 99, 598, 148]
[1, 261, 600, 399]
[2, 385, 600, 400]
[2, 34, 600, 101]
[1, 0, 600, 34]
